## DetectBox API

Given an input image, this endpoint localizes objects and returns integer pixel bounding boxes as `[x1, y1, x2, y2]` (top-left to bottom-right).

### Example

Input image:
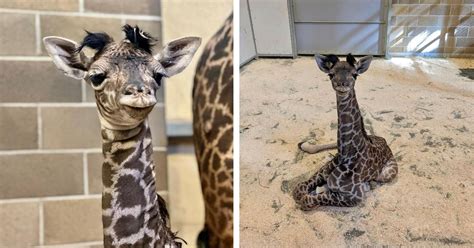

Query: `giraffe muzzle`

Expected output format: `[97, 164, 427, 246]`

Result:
[119, 84, 157, 108]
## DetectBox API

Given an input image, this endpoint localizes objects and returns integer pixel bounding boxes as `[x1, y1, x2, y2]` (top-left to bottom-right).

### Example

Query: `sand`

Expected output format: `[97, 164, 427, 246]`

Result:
[239, 57, 474, 247]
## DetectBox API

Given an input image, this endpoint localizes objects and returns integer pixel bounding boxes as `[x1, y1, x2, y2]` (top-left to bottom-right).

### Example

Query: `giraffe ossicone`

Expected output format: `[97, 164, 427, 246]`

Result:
[43, 25, 201, 247]
[293, 53, 398, 210]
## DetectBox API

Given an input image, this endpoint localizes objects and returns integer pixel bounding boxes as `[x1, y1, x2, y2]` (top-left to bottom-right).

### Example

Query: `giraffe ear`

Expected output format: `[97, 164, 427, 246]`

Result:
[155, 37, 202, 77]
[355, 55, 373, 75]
[315, 54, 339, 73]
[43, 36, 89, 80]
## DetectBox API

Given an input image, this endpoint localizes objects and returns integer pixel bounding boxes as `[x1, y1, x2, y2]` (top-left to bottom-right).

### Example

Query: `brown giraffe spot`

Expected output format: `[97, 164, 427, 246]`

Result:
[217, 171, 228, 183]
[209, 79, 219, 102]
[114, 215, 142, 238]
[210, 171, 216, 189]
[116, 175, 146, 208]
[220, 199, 233, 210]
[217, 212, 227, 231]
[102, 193, 113, 209]
[102, 164, 114, 187]
[212, 152, 221, 171]
[204, 66, 222, 91]
[111, 147, 136, 166]
[217, 128, 233, 153]
[224, 158, 232, 170]
[217, 186, 232, 197]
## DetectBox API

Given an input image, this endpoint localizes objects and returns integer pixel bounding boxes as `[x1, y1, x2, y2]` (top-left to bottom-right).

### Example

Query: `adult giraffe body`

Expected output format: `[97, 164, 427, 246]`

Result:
[193, 14, 234, 247]
[44, 25, 201, 247]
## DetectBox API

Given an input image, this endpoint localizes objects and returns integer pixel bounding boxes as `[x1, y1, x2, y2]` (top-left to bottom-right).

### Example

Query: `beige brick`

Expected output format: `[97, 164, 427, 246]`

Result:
[456, 37, 474, 47]
[149, 106, 167, 147]
[420, 0, 441, 3]
[429, 4, 451, 15]
[44, 198, 102, 244]
[0, 107, 37, 150]
[417, 16, 441, 26]
[409, 5, 430, 15]
[0, 0, 78, 11]
[395, 16, 418, 26]
[417, 16, 460, 26]
[442, 0, 462, 3]
[84, 0, 160, 15]
[40, 15, 123, 53]
[87, 151, 168, 194]
[0, 13, 36, 55]
[87, 152, 102, 194]
[0, 153, 83, 198]
[0, 61, 82, 102]
[392, 5, 409, 15]
[41, 106, 102, 149]
[0, 202, 39, 247]
[399, 0, 419, 3]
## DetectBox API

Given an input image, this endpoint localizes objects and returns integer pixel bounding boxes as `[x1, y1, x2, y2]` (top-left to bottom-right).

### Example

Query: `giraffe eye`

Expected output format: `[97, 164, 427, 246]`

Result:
[328, 73, 334, 79]
[90, 73, 106, 86]
[352, 73, 358, 79]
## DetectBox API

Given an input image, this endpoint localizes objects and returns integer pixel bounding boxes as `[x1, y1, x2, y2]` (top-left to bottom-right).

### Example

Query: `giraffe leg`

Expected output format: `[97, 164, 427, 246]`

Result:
[298, 184, 365, 210]
[298, 141, 337, 154]
[376, 157, 398, 183]
[292, 159, 336, 203]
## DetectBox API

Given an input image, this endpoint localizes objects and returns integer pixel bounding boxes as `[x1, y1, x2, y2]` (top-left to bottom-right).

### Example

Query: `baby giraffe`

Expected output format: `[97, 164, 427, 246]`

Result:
[44, 26, 200, 247]
[293, 54, 398, 211]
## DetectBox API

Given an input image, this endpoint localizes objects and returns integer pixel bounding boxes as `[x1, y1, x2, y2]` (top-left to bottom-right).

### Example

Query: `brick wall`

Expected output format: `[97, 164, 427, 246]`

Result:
[389, 0, 474, 57]
[0, 1, 166, 247]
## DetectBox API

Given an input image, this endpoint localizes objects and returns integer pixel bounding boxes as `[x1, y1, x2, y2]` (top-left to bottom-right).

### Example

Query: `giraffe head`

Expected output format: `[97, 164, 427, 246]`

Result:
[43, 25, 201, 129]
[315, 54, 372, 95]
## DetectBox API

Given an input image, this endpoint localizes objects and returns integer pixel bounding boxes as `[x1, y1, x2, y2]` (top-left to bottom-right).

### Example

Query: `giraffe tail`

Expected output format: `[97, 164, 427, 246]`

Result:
[298, 142, 337, 154]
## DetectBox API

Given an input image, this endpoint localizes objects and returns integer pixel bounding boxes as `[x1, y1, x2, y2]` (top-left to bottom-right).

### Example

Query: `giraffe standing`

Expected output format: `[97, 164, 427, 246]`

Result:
[193, 14, 233, 247]
[293, 54, 398, 210]
[43, 25, 201, 247]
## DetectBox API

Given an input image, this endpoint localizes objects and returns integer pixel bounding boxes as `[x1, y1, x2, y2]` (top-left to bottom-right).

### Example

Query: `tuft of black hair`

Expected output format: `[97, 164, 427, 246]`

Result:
[76, 31, 113, 53]
[346, 53, 356, 67]
[122, 24, 156, 53]
[156, 193, 169, 225]
[325, 54, 340, 68]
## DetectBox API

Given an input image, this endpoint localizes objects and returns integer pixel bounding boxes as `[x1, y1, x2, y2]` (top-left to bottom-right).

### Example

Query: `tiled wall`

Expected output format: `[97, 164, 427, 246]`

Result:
[389, 0, 474, 56]
[0, 1, 166, 247]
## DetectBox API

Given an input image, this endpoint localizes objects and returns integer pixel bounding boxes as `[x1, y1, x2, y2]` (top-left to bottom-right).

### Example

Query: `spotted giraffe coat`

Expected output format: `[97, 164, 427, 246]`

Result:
[193, 13, 233, 247]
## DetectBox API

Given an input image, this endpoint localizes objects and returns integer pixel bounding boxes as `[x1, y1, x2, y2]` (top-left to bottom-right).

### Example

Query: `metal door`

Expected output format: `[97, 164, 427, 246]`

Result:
[292, 0, 389, 56]
[240, 0, 257, 66]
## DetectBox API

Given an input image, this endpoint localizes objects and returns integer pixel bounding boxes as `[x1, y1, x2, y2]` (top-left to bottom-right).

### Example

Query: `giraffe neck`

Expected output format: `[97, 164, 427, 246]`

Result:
[336, 89, 368, 165]
[100, 120, 176, 247]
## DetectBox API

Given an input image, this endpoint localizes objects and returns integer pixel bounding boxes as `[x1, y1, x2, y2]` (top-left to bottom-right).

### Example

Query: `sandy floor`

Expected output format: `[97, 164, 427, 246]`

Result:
[240, 57, 474, 247]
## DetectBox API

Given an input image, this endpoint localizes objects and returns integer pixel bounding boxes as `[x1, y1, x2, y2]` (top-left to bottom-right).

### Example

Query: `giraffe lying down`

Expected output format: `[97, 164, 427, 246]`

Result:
[293, 54, 398, 211]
